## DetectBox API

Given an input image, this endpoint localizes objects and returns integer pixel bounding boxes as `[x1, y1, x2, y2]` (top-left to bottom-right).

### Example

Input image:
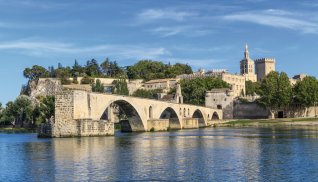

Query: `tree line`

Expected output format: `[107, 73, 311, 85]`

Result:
[0, 96, 55, 128]
[23, 59, 193, 84]
[246, 71, 318, 118]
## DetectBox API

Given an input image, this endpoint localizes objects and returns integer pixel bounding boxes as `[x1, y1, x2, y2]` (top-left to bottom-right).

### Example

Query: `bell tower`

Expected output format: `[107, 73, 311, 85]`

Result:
[240, 43, 257, 82]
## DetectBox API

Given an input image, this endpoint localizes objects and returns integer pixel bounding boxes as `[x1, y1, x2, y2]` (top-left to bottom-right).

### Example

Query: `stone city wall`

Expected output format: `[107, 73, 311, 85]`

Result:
[233, 102, 269, 119]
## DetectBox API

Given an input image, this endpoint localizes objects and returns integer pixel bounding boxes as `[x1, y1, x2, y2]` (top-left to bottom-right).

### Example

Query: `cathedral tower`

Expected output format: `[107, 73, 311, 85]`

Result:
[240, 43, 257, 82]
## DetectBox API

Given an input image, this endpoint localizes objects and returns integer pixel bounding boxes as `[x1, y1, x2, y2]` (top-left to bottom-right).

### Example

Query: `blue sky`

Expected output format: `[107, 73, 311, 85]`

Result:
[0, 0, 318, 104]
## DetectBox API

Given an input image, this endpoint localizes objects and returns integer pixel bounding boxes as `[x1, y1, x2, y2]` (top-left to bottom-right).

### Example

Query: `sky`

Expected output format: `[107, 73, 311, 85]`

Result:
[0, 0, 318, 104]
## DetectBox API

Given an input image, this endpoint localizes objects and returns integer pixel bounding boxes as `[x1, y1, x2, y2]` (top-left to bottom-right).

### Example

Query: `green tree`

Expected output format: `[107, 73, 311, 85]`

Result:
[258, 71, 292, 118]
[33, 96, 55, 125]
[180, 77, 230, 105]
[113, 79, 129, 95]
[293, 76, 318, 116]
[132, 89, 162, 99]
[0, 102, 15, 126]
[164, 63, 193, 78]
[23, 65, 50, 80]
[0, 102, 3, 126]
[72, 60, 86, 77]
[55, 67, 72, 85]
[127, 60, 166, 80]
[85, 59, 102, 77]
[100, 58, 125, 78]
[1, 96, 35, 127]
[245, 80, 261, 95]
[92, 79, 105, 93]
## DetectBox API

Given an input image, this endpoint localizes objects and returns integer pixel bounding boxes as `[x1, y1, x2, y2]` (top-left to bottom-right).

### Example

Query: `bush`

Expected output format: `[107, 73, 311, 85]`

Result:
[60, 77, 72, 85]
[81, 76, 94, 84]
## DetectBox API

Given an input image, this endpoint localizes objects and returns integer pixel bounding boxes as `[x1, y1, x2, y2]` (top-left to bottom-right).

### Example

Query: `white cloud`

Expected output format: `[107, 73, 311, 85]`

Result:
[0, 40, 170, 60]
[137, 9, 196, 22]
[223, 9, 318, 33]
[150, 26, 210, 37]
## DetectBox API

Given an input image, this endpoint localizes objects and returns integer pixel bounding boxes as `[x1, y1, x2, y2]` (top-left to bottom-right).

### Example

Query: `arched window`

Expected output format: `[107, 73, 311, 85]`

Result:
[188, 109, 190, 116]
[149, 106, 153, 119]
[183, 108, 186, 117]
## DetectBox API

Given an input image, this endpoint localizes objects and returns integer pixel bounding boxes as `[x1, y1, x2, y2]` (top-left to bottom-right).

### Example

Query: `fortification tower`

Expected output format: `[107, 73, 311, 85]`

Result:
[255, 58, 276, 82]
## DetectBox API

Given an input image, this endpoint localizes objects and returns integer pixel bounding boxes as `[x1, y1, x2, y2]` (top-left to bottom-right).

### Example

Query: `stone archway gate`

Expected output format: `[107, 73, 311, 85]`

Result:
[40, 90, 222, 137]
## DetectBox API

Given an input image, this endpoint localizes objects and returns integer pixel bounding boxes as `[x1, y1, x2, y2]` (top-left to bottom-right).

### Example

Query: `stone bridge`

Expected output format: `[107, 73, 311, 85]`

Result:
[40, 90, 222, 137]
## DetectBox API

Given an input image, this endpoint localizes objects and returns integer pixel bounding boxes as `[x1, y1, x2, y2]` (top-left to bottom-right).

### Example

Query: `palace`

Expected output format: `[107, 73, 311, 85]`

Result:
[240, 43, 276, 83]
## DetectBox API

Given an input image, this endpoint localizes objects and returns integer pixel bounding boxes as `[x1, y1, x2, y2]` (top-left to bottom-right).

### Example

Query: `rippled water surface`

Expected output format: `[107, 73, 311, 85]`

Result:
[1, 127, 318, 181]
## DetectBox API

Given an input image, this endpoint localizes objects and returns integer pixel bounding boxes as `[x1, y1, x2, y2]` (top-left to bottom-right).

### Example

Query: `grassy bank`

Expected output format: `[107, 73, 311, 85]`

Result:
[222, 117, 318, 127]
[0, 127, 36, 133]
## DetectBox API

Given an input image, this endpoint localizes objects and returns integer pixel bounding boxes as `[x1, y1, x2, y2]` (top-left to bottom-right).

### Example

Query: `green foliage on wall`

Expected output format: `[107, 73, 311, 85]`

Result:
[180, 77, 230, 105]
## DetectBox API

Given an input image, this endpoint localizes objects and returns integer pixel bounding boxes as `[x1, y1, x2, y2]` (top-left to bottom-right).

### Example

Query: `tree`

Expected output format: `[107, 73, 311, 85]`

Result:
[180, 77, 230, 105]
[258, 71, 292, 118]
[100, 58, 110, 76]
[0, 102, 3, 125]
[100, 58, 125, 78]
[92, 79, 105, 93]
[85, 59, 102, 77]
[132, 89, 162, 99]
[127, 60, 166, 80]
[113, 79, 129, 95]
[72, 60, 85, 77]
[1, 96, 35, 127]
[23, 65, 50, 80]
[33, 96, 55, 125]
[245, 80, 261, 95]
[0, 101, 15, 126]
[293, 76, 318, 116]
[164, 63, 193, 78]
[127, 60, 193, 80]
[55, 67, 72, 85]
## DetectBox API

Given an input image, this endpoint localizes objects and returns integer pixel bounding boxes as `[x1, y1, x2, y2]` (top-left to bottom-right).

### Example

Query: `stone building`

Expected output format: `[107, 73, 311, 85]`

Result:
[255, 58, 276, 82]
[205, 89, 269, 119]
[143, 78, 180, 92]
[205, 89, 235, 119]
[289, 74, 307, 85]
[240, 44, 257, 82]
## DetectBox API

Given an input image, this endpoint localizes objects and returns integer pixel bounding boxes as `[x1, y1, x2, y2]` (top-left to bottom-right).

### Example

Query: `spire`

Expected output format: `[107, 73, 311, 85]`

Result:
[244, 43, 249, 59]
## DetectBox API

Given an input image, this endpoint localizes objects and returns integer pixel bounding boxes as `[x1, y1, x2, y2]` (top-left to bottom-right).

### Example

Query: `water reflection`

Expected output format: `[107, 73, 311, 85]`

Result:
[1, 126, 318, 181]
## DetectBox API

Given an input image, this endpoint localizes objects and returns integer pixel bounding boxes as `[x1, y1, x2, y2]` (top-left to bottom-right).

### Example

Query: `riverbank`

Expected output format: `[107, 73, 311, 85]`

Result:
[219, 117, 318, 127]
[0, 127, 35, 133]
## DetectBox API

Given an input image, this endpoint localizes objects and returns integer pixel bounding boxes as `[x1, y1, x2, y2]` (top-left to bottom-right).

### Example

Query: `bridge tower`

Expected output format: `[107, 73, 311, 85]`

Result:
[174, 83, 183, 104]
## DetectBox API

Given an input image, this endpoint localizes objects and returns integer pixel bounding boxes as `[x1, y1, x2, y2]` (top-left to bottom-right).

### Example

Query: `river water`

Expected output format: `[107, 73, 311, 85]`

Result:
[1, 127, 318, 182]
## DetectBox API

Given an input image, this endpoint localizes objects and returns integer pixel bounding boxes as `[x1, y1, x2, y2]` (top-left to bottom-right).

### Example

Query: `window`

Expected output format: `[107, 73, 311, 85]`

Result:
[149, 106, 153, 119]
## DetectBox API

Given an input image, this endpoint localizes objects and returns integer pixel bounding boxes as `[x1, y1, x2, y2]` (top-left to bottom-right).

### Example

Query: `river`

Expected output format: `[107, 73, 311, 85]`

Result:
[1, 127, 318, 181]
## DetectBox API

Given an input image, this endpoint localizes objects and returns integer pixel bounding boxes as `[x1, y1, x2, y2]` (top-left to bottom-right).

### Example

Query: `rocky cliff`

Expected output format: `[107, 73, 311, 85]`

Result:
[23, 78, 63, 99]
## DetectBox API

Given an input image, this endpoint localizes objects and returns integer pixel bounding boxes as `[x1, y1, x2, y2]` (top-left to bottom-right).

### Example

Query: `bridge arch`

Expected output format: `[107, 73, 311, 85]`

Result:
[160, 107, 181, 129]
[192, 109, 206, 127]
[101, 99, 146, 132]
[211, 112, 220, 120]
